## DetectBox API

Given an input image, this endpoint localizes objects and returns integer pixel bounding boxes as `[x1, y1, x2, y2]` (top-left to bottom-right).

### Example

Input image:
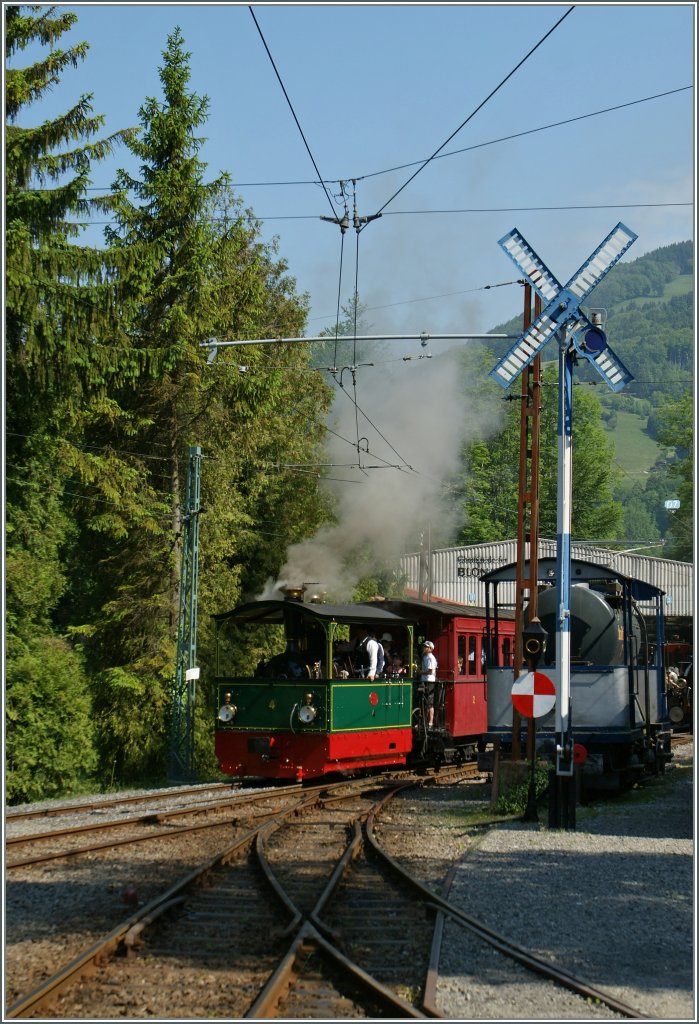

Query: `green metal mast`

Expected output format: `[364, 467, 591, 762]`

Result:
[169, 445, 203, 781]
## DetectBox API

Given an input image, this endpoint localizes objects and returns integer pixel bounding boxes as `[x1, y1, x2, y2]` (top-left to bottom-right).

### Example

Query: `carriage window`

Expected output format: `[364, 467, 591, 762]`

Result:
[457, 635, 466, 675]
[468, 635, 477, 675]
[502, 637, 512, 667]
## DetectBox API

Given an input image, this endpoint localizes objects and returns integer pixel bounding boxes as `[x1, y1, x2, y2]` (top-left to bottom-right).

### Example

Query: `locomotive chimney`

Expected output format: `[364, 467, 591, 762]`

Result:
[280, 586, 305, 653]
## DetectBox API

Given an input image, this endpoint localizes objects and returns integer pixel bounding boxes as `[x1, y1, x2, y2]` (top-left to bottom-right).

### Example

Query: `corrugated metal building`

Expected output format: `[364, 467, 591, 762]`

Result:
[400, 539, 693, 623]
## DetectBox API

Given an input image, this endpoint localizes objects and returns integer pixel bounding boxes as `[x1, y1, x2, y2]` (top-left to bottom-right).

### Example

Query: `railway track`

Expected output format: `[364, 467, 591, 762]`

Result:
[5, 763, 659, 1019]
[5, 784, 305, 868]
[5, 771, 454, 1010]
[4, 781, 247, 823]
[5, 765, 478, 869]
[6, 780, 424, 1018]
[367, 794, 648, 1019]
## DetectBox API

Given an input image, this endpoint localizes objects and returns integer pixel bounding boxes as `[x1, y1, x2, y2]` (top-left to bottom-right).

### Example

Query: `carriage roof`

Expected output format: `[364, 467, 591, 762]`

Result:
[378, 596, 516, 620]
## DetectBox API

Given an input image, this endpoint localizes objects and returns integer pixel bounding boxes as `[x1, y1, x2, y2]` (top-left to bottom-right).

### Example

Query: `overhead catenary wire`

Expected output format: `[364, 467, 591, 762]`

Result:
[352, 85, 693, 184]
[62, 200, 692, 228]
[247, 9, 417, 475]
[331, 189, 350, 369]
[248, 4, 338, 221]
[13, 8, 689, 498]
[327, 376, 415, 474]
[307, 278, 526, 325]
[381, 202, 693, 215]
[366, 5, 577, 222]
[330, 369, 416, 474]
[5, 431, 176, 464]
[12, 84, 691, 196]
[350, 184, 362, 460]
[316, 174, 411, 472]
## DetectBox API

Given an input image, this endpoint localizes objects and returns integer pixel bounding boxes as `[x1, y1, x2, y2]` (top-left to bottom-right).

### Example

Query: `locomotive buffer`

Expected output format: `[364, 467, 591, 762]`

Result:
[490, 223, 637, 817]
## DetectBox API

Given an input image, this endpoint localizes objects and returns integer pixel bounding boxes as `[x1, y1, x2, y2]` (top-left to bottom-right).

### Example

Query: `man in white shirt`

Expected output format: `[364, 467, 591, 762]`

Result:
[365, 633, 384, 681]
[420, 640, 438, 727]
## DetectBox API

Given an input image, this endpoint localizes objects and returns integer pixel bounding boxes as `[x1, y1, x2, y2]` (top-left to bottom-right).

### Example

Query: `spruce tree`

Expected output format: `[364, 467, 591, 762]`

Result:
[5, 4, 136, 800]
[81, 27, 332, 779]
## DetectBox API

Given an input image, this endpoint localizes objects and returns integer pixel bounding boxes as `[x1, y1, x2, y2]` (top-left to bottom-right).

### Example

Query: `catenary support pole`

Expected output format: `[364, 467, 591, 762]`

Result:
[169, 445, 202, 782]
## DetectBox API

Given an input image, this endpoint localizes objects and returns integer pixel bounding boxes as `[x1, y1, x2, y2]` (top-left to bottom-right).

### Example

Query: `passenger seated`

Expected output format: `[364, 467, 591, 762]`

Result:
[265, 651, 312, 679]
[386, 657, 406, 679]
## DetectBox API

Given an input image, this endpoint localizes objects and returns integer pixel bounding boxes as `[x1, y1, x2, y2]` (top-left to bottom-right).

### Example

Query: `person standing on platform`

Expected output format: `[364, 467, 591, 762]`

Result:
[420, 640, 438, 728]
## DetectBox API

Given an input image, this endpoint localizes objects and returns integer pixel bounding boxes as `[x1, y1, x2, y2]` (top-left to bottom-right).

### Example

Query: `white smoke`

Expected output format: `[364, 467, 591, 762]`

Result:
[259, 342, 504, 601]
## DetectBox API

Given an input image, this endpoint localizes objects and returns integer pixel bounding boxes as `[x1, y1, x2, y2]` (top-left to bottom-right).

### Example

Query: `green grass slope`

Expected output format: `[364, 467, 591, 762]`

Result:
[610, 410, 665, 479]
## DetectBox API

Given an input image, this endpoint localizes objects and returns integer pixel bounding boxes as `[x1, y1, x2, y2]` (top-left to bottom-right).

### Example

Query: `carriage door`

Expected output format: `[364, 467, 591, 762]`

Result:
[454, 632, 487, 735]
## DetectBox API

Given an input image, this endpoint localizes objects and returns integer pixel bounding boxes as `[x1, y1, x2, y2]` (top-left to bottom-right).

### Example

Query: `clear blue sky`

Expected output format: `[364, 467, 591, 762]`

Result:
[8, 2, 696, 336]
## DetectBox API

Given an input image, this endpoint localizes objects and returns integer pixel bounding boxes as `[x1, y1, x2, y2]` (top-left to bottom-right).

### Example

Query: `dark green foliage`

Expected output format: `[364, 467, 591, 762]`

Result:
[62, 27, 333, 781]
[5, 434, 73, 641]
[492, 763, 550, 816]
[5, 10, 692, 799]
[90, 666, 171, 786]
[5, 637, 98, 804]
[614, 476, 665, 555]
[589, 241, 693, 303]
[351, 564, 410, 603]
[5, 5, 140, 801]
[653, 392, 693, 561]
[5, 13, 333, 798]
[458, 365, 623, 544]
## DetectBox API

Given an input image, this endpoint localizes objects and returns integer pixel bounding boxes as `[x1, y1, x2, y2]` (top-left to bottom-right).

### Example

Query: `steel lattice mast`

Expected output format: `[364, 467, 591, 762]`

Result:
[169, 444, 203, 781]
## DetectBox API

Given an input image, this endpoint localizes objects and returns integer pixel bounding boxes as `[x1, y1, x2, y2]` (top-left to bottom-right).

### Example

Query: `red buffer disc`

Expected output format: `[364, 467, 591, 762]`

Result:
[511, 671, 556, 719]
[573, 743, 588, 766]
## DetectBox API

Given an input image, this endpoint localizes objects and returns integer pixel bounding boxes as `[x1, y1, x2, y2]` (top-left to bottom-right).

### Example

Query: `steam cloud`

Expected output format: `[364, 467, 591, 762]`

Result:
[259, 341, 503, 601]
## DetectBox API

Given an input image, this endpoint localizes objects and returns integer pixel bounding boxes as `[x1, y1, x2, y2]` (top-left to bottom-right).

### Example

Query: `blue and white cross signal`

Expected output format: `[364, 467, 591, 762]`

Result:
[490, 222, 637, 393]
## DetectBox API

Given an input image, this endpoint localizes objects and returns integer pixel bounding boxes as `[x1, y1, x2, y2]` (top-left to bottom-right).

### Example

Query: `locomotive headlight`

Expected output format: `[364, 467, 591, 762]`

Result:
[217, 692, 237, 722]
[298, 692, 317, 724]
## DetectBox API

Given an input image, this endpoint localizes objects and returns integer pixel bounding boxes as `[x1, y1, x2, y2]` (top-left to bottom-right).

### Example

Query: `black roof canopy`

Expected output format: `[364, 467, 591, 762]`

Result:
[481, 557, 664, 602]
[212, 599, 416, 629]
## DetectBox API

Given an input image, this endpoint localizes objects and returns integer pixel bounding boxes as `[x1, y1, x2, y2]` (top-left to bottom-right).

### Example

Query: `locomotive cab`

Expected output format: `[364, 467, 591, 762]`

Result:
[212, 595, 416, 780]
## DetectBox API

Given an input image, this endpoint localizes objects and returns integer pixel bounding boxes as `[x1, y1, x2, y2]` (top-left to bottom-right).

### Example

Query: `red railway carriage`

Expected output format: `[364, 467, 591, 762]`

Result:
[378, 597, 517, 760]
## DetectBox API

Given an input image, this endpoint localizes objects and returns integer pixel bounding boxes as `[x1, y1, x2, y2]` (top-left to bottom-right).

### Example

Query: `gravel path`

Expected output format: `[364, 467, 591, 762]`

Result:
[435, 741, 694, 1021]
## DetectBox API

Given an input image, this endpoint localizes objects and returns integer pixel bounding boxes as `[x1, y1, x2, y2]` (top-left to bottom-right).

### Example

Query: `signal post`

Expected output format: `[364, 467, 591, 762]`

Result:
[491, 223, 638, 830]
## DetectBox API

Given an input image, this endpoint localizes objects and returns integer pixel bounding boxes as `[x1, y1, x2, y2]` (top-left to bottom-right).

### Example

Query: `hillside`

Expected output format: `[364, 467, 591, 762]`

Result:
[487, 240, 693, 549]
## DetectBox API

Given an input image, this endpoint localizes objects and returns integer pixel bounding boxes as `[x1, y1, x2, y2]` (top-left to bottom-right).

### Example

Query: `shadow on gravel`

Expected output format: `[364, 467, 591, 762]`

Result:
[5, 852, 197, 944]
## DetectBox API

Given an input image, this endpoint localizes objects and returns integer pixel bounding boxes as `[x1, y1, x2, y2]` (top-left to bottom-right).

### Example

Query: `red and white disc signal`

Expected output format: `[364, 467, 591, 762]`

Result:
[511, 671, 556, 719]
